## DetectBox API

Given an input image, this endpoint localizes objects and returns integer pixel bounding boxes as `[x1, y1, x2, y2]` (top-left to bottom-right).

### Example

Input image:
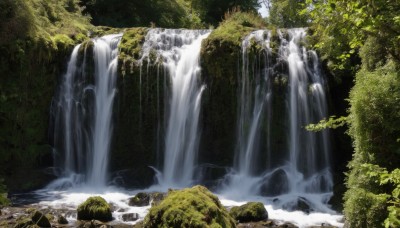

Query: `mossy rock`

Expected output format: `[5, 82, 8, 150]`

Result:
[229, 202, 268, 223]
[31, 210, 51, 227]
[77, 196, 112, 222]
[143, 185, 236, 228]
[129, 192, 150, 207]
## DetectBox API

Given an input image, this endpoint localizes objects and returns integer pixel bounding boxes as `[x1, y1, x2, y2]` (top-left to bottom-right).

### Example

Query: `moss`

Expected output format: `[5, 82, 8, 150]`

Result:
[129, 192, 150, 207]
[118, 27, 148, 70]
[143, 185, 236, 228]
[77, 196, 112, 222]
[229, 202, 268, 223]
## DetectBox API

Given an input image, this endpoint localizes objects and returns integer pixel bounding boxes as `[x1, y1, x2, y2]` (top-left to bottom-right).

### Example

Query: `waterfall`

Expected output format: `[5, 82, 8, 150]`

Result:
[220, 29, 333, 213]
[49, 34, 122, 189]
[139, 29, 210, 188]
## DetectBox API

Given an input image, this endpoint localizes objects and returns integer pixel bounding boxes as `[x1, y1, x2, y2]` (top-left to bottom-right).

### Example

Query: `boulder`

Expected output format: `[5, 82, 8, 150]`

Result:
[260, 169, 289, 196]
[282, 197, 313, 214]
[77, 196, 112, 222]
[31, 210, 51, 227]
[229, 202, 268, 223]
[58, 215, 68, 224]
[143, 185, 236, 227]
[122, 213, 139, 222]
[149, 192, 166, 206]
[128, 192, 150, 207]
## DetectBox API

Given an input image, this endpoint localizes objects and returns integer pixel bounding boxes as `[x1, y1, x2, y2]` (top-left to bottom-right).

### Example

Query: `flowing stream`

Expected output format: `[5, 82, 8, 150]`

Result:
[13, 29, 343, 228]
[49, 34, 122, 189]
[220, 29, 334, 214]
[139, 29, 211, 188]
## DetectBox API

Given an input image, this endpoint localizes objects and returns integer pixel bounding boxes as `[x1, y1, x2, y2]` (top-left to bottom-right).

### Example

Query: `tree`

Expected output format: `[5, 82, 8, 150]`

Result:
[268, 0, 308, 28]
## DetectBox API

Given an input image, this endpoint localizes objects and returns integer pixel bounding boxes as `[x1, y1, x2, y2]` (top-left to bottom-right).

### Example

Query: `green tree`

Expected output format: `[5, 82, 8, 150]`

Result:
[268, 0, 308, 28]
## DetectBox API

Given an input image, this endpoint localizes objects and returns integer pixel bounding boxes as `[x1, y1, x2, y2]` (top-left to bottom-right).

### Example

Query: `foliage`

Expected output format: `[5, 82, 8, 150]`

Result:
[305, 0, 400, 76]
[229, 202, 268, 223]
[143, 185, 236, 228]
[81, 0, 204, 28]
[191, 0, 260, 26]
[268, 0, 308, 28]
[361, 164, 400, 227]
[77, 196, 112, 221]
[306, 116, 348, 132]
[0, 0, 91, 192]
[344, 187, 388, 228]
[344, 62, 400, 227]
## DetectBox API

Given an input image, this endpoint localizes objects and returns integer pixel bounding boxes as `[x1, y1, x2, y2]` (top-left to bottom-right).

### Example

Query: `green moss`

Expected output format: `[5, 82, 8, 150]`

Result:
[77, 196, 112, 222]
[229, 202, 268, 223]
[143, 185, 236, 228]
[118, 27, 148, 67]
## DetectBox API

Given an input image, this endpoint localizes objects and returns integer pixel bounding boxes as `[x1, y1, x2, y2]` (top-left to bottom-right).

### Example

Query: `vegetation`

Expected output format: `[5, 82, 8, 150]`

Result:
[77, 196, 112, 222]
[229, 202, 268, 223]
[143, 185, 236, 227]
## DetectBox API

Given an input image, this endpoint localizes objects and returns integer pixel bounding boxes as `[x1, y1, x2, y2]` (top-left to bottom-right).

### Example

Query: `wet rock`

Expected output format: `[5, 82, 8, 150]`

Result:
[122, 213, 139, 222]
[7, 215, 14, 220]
[237, 220, 276, 227]
[260, 169, 289, 196]
[282, 197, 313, 214]
[149, 192, 166, 206]
[277, 222, 298, 228]
[128, 192, 150, 207]
[117, 208, 126, 212]
[77, 196, 112, 222]
[14, 217, 34, 228]
[31, 210, 51, 227]
[58, 215, 68, 224]
[230, 202, 268, 223]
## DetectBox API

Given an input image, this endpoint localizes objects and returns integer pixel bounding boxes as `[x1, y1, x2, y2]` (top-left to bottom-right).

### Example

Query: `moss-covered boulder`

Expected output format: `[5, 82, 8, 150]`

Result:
[77, 196, 112, 222]
[143, 185, 236, 228]
[229, 202, 268, 223]
[128, 192, 150, 207]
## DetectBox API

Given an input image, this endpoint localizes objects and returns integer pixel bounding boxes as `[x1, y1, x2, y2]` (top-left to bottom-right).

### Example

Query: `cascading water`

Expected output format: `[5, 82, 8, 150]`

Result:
[139, 29, 210, 188]
[49, 34, 122, 189]
[220, 29, 333, 213]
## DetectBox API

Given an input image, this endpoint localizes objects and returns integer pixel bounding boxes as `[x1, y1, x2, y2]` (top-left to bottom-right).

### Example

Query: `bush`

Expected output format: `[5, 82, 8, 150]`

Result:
[77, 196, 112, 222]
[143, 185, 236, 228]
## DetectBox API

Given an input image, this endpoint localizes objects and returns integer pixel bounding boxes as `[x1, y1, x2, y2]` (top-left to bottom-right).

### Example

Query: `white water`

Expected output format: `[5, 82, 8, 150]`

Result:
[220, 29, 334, 217]
[33, 29, 342, 228]
[49, 34, 122, 189]
[139, 29, 211, 188]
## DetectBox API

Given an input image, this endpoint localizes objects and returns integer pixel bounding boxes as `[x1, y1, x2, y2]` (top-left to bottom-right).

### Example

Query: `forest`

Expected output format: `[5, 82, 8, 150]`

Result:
[0, 0, 399, 227]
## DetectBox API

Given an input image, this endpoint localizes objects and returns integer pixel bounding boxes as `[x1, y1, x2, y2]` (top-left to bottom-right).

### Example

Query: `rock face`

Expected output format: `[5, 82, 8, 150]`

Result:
[143, 185, 236, 227]
[77, 196, 112, 222]
[229, 202, 268, 223]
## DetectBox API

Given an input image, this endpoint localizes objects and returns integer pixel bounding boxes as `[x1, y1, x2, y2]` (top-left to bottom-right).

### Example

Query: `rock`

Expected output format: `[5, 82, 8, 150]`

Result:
[14, 217, 34, 228]
[282, 197, 313, 214]
[260, 169, 289, 196]
[77, 196, 112, 222]
[58, 215, 68, 224]
[117, 208, 125, 212]
[122, 213, 139, 222]
[149, 192, 166, 206]
[277, 222, 298, 228]
[128, 192, 150, 207]
[143, 185, 236, 227]
[237, 220, 276, 227]
[31, 210, 51, 227]
[229, 202, 268, 223]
